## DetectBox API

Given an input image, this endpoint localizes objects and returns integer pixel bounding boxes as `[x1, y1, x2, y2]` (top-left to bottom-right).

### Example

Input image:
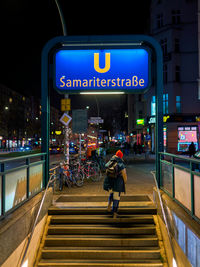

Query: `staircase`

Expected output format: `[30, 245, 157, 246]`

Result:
[36, 195, 165, 267]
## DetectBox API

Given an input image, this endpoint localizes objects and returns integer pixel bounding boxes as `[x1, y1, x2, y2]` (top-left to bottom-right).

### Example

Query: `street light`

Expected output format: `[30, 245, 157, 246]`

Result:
[5, 106, 9, 110]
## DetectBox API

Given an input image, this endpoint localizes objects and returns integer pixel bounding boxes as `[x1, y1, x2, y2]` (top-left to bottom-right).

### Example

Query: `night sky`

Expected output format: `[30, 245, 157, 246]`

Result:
[0, 0, 150, 110]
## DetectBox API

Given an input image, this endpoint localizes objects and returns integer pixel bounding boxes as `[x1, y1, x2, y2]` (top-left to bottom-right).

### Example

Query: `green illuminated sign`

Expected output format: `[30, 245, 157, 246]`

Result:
[136, 119, 145, 125]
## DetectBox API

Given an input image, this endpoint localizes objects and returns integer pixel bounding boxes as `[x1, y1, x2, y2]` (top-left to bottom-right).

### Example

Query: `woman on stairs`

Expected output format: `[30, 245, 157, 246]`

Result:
[103, 150, 127, 218]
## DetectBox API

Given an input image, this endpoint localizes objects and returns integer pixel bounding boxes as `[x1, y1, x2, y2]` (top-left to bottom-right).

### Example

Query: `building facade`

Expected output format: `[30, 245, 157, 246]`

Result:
[140, 0, 200, 153]
[0, 84, 62, 150]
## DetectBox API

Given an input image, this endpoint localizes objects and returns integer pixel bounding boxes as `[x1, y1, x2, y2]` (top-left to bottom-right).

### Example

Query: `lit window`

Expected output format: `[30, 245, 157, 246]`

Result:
[176, 96, 181, 113]
[163, 94, 168, 114]
[151, 96, 156, 116]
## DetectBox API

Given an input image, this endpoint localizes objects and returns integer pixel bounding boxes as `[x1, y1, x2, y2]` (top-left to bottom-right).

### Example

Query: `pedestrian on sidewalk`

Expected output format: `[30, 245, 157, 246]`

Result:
[188, 142, 196, 157]
[103, 150, 127, 218]
[59, 162, 64, 191]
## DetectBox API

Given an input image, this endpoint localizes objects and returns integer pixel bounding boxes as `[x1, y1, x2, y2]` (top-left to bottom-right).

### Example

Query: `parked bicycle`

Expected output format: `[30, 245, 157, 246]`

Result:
[75, 158, 102, 182]
[59, 162, 84, 190]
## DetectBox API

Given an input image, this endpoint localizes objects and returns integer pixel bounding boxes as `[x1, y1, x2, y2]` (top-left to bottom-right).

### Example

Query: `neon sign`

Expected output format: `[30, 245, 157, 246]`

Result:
[54, 49, 150, 93]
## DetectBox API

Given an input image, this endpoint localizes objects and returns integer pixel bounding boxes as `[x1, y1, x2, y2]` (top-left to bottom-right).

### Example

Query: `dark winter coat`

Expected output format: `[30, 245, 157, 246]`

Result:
[103, 155, 126, 193]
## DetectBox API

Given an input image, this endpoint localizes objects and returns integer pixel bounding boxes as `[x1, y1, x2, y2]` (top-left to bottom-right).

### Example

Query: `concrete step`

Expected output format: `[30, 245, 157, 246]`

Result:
[55, 195, 152, 203]
[48, 224, 156, 235]
[41, 247, 161, 260]
[36, 195, 164, 267]
[50, 215, 155, 224]
[44, 235, 159, 247]
[48, 206, 157, 215]
[38, 259, 163, 267]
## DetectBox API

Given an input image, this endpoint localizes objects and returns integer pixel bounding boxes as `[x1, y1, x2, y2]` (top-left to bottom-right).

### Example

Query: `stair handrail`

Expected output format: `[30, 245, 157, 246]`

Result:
[151, 171, 178, 267]
[18, 164, 60, 267]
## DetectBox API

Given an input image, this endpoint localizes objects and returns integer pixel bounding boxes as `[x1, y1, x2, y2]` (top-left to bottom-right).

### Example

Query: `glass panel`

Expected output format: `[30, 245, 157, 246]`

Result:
[161, 162, 173, 194]
[29, 164, 43, 196]
[5, 168, 27, 212]
[194, 174, 200, 219]
[197, 237, 200, 267]
[151, 102, 156, 116]
[187, 228, 197, 267]
[0, 175, 1, 216]
[173, 213, 186, 253]
[174, 167, 191, 211]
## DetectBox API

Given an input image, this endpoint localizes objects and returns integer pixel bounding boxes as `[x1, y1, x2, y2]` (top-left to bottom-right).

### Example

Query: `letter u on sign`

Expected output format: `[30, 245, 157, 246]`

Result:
[94, 53, 110, 73]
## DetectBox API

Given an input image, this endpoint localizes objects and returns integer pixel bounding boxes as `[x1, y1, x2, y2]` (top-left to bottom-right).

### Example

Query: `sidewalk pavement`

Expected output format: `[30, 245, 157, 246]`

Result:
[53, 155, 156, 201]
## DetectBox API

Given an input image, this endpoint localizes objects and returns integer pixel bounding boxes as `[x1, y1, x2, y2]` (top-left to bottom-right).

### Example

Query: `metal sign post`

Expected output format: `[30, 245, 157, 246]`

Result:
[59, 105, 72, 164]
[64, 94, 69, 164]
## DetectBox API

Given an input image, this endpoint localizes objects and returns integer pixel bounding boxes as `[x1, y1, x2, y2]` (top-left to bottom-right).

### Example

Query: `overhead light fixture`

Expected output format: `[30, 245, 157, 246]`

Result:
[62, 42, 143, 47]
[80, 92, 125, 95]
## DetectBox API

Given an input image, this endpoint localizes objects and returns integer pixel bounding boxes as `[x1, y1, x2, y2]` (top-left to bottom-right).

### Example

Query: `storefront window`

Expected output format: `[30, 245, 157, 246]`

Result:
[151, 96, 156, 116]
[178, 126, 198, 152]
[163, 94, 168, 114]
[176, 96, 181, 113]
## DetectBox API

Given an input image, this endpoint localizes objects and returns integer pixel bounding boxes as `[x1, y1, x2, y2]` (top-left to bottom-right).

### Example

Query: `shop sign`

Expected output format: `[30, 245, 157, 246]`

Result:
[149, 117, 156, 124]
[145, 134, 151, 141]
[136, 119, 145, 125]
[55, 131, 62, 135]
[148, 116, 170, 124]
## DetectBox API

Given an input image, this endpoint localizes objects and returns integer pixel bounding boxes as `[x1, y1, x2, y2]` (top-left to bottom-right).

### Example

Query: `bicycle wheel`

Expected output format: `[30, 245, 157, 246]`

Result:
[90, 162, 102, 182]
[72, 169, 84, 187]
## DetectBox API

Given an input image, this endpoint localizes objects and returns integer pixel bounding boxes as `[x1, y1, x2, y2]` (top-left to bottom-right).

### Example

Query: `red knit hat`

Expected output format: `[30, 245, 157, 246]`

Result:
[116, 150, 123, 159]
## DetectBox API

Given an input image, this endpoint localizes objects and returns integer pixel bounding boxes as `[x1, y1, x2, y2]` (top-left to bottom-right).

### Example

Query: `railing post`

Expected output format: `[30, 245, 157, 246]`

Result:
[1, 163, 5, 216]
[41, 154, 46, 189]
[159, 153, 163, 187]
[171, 156, 175, 199]
[155, 42, 164, 188]
[26, 157, 30, 199]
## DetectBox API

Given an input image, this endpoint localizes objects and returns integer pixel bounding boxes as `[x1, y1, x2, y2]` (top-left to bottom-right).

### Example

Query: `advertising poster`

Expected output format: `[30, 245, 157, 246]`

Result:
[178, 126, 198, 152]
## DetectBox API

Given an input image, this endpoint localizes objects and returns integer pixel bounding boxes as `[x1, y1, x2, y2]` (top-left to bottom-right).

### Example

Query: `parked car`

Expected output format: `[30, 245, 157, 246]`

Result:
[19, 145, 33, 152]
[69, 143, 78, 154]
[49, 145, 62, 154]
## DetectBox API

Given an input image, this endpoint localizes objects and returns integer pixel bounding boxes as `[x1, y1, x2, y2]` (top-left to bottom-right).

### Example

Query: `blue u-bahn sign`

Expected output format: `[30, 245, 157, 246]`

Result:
[54, 48, 151, 93]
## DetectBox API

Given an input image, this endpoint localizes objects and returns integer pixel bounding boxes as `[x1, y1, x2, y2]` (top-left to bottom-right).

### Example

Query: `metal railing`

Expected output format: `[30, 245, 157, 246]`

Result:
[151, 170, 178, 267]
[18, 164, 60, 267]
[159, 152, 200, 223]
[0, 153, 46, 219]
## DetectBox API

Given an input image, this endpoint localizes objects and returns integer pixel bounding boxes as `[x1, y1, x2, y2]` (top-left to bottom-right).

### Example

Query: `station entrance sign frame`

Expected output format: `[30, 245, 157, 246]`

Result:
[41, 35, 163, 186]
